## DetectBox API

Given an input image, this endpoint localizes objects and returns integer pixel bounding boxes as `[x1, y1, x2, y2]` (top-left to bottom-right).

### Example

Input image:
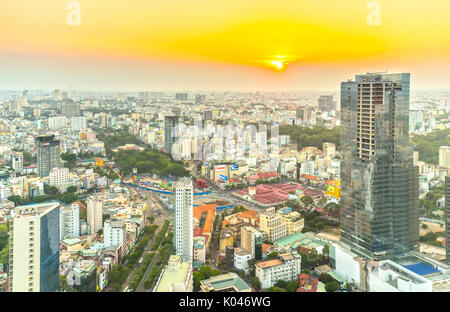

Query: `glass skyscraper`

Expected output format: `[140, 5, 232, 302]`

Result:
[10, 202, 60, 292]
[164, 115, 179, 155]
[340, 72, 419, 259]
[36, 135, 61, 178]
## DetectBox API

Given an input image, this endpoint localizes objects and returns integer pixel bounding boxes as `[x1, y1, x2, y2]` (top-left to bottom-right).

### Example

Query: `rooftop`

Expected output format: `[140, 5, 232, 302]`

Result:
[154, 261, 192, 292]
[256, 259, 282, 269]
[201, 273, 251, 292]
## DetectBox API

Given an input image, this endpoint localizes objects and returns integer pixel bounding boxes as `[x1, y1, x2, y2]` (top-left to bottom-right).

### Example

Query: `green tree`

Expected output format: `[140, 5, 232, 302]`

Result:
[193, 271, 205, 291]
[274, 280, 288, 289]
[266, 252, 278, 260]
[251, 277, 262, 291]
[325, 281, 339, 292]
[301, 196, 314, 207]
[66, 186, 78, 193]
[286, 280, 299, 292]
[319, 273, 334, 283]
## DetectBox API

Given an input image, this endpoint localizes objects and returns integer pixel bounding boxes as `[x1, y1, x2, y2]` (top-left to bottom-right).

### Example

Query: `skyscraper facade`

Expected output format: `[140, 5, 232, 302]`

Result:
[173, 177, 193, 262]
[445, 175, 450, 262]
[36, 135, 61, 178]
[9, 202, 60, 292]
[164, 115, 179, 155]
[60, 203, 80, 240]
[318, 95, 336, 111]
[62, 101, 80, 117]
[340, 72, 419, 258]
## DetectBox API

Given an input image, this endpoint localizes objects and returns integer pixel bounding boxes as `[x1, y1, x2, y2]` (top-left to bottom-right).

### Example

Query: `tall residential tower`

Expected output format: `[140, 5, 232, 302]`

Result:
[9, 202, 60, 292]
[173, 177, 193, 262]
[36, 135, 61, 178]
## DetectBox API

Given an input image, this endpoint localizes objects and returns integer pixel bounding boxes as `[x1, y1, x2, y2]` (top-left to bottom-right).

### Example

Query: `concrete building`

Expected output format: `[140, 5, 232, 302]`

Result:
[193, 236, 206, 264]
[49, 167, 69, 190]
[11, 152, 23, 174]
[173, 177, 193, 262]
[322, 142, 336, 157]
[280, 211, 304, 235]
[60, 203, 80, 240]
[62, 101, 80, 117]
[439, 146, 450, 169]
[318, 95, 336, 111]
[87, 195, 103, 235]
[367, 260, 432, 292]
[36, 135, 61, 178]
[255, 251, 302, 289]
[9, 202, 60, 292]
[233, 247, 251, 271]
[164, 115, 179, 154]
[70, 116, 86, 131]
[153, 255, 193, 292]
[200, 272, 251, 292]
[48, 116, 68, 130]
[240, 226, 263, 260]
[259, 207, 287, 242]
[104, 219, 125, 249]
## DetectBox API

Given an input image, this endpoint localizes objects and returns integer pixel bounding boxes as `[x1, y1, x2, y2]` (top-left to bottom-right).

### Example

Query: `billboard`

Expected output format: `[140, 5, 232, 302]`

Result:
[215, 165, 226, 172]
[219, 174, 228, 181]
[326, 180, 341, 198]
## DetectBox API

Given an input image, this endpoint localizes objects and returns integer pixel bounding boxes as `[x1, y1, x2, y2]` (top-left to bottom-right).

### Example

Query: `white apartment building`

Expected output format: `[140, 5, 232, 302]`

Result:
[11, 152, 23, 173]
[104, 219, 125, 248]
[60, 203, 80, 240]
[173, 177, 193, 262]
[49, 167, 69, 189]
[48, 116, 68, 130]
[280, 211, 304, 235]
[367, 260, 432, 292]
[193, 236, 206, 264]
[322, 142, 336, 157]
[299, 160, 315, 176]
[9, 202, 60, 292]
[234, 247, 252, 272]
[259, 207, 287, 242]
[255, 251, 302, 289]
[70, 116, 86, 131]
[439, 146, 450, 169]
[87, 195, 103, 235]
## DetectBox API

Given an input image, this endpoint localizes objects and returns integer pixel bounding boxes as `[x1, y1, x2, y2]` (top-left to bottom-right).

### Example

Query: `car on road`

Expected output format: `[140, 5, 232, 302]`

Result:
[138, 257, 144, 265]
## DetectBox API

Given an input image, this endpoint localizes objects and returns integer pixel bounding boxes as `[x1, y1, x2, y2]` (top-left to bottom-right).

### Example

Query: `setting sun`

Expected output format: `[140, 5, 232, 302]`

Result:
[269, 60, 285, 70]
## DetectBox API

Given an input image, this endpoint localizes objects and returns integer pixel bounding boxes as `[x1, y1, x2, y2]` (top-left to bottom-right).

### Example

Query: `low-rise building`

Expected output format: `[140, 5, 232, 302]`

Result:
[233, 247, 251, 272]
[193, 236, 206, 264]
[259, 207, 287, 242]
[153, 255, 193, 292]
[200, 272, 251, 292]
[280, 211, 304, 235]
[255, 251, 302, 289]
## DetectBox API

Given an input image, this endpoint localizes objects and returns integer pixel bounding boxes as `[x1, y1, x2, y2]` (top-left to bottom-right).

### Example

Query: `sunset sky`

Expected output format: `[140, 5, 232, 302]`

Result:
[1, 0, 450, 91]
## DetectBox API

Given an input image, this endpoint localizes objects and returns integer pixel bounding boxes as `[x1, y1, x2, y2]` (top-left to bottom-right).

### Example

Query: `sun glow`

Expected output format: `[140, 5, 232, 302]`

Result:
[270, 60, 284, 70]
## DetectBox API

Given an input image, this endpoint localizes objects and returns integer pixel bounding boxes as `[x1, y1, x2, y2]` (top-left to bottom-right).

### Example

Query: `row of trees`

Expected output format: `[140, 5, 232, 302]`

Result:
[7, 184, 79, 207]
[279, 125, 341, 151]
[113, 148, 189, 177]
[411, 128, 450, 165]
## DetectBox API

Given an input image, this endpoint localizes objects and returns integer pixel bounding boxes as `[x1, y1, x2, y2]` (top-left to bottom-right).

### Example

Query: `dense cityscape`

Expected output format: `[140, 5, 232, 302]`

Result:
[0, 73, 449, 293]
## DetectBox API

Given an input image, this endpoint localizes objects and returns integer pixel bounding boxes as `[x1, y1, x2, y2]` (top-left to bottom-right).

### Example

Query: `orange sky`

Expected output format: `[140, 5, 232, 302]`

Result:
[1, 0, 450, 90]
